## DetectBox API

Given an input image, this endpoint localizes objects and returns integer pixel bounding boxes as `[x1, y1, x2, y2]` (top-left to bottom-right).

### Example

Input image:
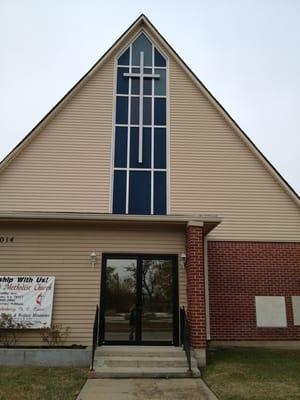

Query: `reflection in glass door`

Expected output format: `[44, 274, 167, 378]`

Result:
[100, 255, 178, 345]
[141, 258, 173, 342]
[104, 258, 137, 342]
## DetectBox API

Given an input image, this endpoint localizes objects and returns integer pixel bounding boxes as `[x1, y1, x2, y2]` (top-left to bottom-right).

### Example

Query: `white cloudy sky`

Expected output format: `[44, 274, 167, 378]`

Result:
[1, 0, 299, 193]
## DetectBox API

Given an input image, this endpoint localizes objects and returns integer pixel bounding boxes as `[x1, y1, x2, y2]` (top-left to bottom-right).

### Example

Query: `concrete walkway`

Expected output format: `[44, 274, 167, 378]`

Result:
[77, 378, 218, 400]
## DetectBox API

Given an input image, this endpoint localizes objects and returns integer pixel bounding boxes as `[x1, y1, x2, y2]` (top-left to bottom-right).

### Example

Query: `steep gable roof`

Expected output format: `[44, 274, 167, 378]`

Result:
[1, 14, 299, 208]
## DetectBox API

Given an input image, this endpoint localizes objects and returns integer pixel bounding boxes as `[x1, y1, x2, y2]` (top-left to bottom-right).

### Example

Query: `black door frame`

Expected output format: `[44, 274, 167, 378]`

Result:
[99, 253, 179, 346]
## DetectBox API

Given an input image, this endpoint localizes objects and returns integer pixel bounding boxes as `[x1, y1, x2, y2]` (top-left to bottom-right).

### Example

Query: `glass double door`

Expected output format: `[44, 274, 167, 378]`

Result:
[100, 254, 178, 345]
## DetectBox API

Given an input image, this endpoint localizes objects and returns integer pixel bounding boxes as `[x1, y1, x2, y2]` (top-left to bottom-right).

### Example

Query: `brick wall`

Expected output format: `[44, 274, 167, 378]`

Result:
[208, 241, 300, 340]
[186, 224, 206, 348]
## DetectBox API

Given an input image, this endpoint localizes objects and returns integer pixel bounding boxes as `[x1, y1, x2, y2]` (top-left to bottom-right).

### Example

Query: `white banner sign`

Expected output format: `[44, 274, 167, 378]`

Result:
[0, 276, 55, 328]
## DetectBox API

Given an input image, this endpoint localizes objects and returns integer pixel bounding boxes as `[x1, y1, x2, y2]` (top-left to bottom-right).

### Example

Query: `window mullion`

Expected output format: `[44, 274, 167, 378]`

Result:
[125, 45, 132, 214]
[151, 44, 155, 215]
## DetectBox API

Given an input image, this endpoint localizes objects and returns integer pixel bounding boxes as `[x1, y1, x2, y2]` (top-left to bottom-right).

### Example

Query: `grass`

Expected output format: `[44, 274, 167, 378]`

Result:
[0, 367, 88, 400]
[1, 349, 299, 400]
[202, 347, 300, 400]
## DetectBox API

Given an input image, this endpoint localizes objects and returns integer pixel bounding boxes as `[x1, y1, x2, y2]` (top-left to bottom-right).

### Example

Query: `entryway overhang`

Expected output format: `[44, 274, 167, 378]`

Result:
[0, 211, 222, 234]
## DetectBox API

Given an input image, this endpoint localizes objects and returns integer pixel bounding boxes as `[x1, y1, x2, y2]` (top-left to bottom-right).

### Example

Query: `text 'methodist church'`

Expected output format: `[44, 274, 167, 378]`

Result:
[0, 15, 299, 366]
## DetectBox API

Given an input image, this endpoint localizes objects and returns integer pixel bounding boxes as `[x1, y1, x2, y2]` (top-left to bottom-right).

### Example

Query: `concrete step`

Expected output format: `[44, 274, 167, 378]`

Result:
[91, 346, 200, 378]
[89, 366, 201, 378]
[94, 356, 197, 368]
[95, 346, 185, 358]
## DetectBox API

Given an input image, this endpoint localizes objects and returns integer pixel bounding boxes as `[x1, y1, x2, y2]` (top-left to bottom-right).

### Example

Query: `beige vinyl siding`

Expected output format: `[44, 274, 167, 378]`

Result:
[168, 55, 300, 241]
[0, 58, 114, 213]
[0, 221, 185, 345]
[0, 21, 299, 241]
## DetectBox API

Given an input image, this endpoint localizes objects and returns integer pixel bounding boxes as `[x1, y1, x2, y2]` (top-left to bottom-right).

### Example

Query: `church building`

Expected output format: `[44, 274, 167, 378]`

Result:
[0, 15, 299, 367]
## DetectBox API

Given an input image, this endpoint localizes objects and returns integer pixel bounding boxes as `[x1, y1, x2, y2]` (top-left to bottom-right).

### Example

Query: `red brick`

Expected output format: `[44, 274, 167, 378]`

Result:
[208, 241, 300, 341]
[186, 225, 206, 348]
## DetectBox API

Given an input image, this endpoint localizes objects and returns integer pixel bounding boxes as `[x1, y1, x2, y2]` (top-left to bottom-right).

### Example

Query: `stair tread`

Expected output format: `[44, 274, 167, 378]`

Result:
[94, 366, 198, 371]
[97, 344, 182, 351]
[90, 366, 201, 378]
[95, 356, 188, 361]
[96, 350, 186, 357]
[96, 347, 183, 353]
[95, 353, 185, 357]
[94, 359, 197, 367]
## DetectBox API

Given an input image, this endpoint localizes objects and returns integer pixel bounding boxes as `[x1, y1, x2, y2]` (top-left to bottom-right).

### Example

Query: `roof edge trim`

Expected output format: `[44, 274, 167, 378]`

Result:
[0, 14, 146, 174]
[140, 16, 300, 207]
[0, 13, 299, 208]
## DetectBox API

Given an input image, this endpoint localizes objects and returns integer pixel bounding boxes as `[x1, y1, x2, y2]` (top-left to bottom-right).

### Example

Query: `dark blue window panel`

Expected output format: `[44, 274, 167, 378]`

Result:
[144, 68, 152, 74]
[130, 128, 151, 168]
[116, 97, 128, 124]
[114, 127, 128, 168]
[131, 97, 139, 124]
[143, 97, 152, 125]
[154, 98, 166, 125]
[154, 172, 166, 215]
[132, 33, 152, 66]
[129, 171, 151, 214]
[131, 78, 140, 95]
[154, 128, 166, 169]
[117, 67, 129, 94]
[118, 48, 130, 65]
[154, 48, 166, 67]
[113, 170, 127, 214]
[132, 68, 140, 73]
[154, 69, 166, 96]
[143, 78, 152, 95]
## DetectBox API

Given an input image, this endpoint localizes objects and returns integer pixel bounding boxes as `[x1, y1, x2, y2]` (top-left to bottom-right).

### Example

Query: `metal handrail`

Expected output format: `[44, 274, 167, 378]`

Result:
[180, 306, 192, 372]
[90, 304, 99, 371]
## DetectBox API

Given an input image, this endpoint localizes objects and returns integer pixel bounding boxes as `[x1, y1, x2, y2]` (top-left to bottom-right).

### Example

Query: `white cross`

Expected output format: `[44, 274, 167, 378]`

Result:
[124, 52, 160, 163]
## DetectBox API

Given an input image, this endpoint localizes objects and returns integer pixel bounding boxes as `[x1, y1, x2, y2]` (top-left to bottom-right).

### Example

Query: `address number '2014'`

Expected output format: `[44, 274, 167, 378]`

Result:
[0, 237, 14, 244]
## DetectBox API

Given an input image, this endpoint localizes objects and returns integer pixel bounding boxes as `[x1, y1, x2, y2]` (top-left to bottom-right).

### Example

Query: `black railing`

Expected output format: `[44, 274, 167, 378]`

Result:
[180, 306, 192, 372]
[90, 304, 99, 371]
